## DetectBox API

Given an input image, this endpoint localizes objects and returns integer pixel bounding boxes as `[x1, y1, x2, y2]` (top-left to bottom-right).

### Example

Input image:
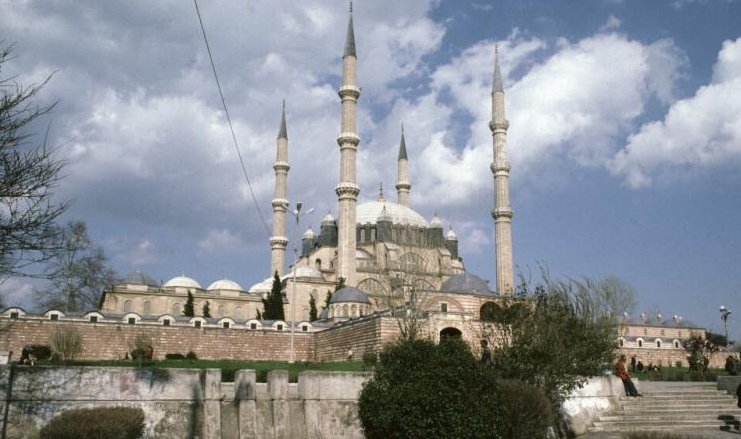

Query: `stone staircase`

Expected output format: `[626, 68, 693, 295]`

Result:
[589, 381, 741, 433]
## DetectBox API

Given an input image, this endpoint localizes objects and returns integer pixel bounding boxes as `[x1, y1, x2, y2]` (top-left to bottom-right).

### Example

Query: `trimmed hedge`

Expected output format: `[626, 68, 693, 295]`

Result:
[165, 353, 186, 360]
[24, 345, 51, 361]
[39, 407, 145, 439]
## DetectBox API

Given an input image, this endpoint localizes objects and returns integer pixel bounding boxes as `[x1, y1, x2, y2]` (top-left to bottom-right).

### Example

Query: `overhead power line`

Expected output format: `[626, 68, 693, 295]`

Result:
[192, 0, 271, 236]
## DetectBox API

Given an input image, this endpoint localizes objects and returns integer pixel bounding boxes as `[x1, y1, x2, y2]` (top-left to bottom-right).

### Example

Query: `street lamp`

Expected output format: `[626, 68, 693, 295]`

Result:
[288, 202, 314, 364]
[720, 305, 732, 347]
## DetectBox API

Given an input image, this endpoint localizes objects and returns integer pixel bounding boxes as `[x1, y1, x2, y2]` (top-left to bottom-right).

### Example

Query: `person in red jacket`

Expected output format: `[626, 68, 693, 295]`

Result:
[615, 354, 642, 397]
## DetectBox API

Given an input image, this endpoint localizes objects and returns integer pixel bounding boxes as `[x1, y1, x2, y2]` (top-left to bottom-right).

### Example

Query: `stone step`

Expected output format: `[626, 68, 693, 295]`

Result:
[622, 403, 740, 411]
[591, 419, 740, 429]
[637, 390, 727, 396]
[599, 414, 740, 422]
[589, 422, 740, 432]
[613, 408, 741, 416]
[620, 395, 733, 401]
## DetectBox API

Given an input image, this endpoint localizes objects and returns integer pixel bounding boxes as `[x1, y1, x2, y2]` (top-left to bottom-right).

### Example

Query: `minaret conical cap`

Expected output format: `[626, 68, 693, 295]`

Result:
[344, 4, 357, 58]
[278, 100, 288, 139]
[398, 124, 408, 160]
[493, 44, 504, 93]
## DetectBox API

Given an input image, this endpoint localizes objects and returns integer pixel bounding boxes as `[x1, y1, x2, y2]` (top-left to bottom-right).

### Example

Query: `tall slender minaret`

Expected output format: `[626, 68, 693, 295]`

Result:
[269, 101, 290, 276]
[490, 45, 514, 295]
[396, 124, 411, 206]
[335, 3, 361, 286]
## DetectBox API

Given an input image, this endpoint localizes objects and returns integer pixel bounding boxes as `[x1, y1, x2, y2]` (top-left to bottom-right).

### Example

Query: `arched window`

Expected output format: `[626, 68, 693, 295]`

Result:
[124, 300, 132, 313]
[638, 339, 643, 348]
[316, 259, 322, 270]
[440, 327, 462, 340]
[351, 304, 357, 317]
[173, 302, 182, 316]
[619, 338, 624, 347]
[656, 339, 661, 348]
[342, 304, 349, 317]
[143, 301, 152, 315]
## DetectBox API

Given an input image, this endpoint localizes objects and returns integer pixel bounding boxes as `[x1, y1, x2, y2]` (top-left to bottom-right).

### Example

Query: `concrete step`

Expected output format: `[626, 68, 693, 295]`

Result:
[589, 423, 740, 432]
[632, 390, 727, 396]
[620, 395, 733, 401]
[599, 414, 740, 422]
[591, 419, 740, 429]
[622, 403, 740, 411]
[612, 408, 741, 417]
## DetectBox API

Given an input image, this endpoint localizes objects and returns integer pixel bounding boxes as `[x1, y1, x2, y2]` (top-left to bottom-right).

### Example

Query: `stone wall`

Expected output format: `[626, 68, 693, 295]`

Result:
[314, 316, 400, 361]
[618, 347, 737, 369]
[0, 319, 313, 361]
[0, 365, 372, 439]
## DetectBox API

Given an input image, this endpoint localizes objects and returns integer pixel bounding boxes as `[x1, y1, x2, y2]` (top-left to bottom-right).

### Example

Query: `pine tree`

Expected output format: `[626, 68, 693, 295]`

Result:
[183, 290, 195, 317]
[309, 294, 318, 321]
[202, 301, 211, 318]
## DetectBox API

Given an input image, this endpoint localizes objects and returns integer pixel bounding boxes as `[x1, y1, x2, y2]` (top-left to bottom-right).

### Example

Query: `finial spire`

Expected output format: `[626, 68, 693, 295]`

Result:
[398, 123, 408, 160]
[344, 2, 357, 58]
[378, 182, 385, 201]
[278, 99, 288, 139]
[493, 44, 504, 93]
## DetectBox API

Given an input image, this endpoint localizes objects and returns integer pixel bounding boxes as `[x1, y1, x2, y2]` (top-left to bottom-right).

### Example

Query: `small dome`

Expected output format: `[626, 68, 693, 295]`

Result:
[303, 227, 316, 239]
[430, 214, 443, 228]
[122, 271, 158, 286]
[164, 275, 201, 289]
[322, 212, 335, 224]
[248, 277, 274, 293]
[330, 287, 371, 304]
[441, 273, 492, 295]
[446, 228, 458, 241]
[207, 279, 243, 291]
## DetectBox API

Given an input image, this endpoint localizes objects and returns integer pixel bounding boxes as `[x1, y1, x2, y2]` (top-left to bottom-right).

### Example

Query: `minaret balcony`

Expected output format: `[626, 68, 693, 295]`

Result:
[338, 85, 361, 99]
[490, 162, 511, 175]
[337, 132, 360, 147]
[491, 207, 514, 219]
[271, 198, 289, 209]
[269, 236, 289, 248]
[335, 182, 360, 200]
[488, 120, 510, 132]
[395, 182, 411, 191]
[273, 161, 290, 172]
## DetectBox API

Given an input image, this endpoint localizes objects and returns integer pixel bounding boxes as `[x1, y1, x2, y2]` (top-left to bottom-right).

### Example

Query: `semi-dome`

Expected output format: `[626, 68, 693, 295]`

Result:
[282, 265, 324, 280]
[164, 275, 202, 289]
[356, 201, 429, 227]
[330, 287, 371, 304]
[207, 279, 243, 291]
[122, 271, 158, 286]
[247, 277, 273, 293]
[441, 273, 492, 295]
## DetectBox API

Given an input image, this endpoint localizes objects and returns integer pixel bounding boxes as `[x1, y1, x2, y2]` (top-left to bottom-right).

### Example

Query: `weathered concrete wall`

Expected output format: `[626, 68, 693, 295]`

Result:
[0, 366, 371, 439]
[561, 375, 630, 436]
[0, 365, 221, 439]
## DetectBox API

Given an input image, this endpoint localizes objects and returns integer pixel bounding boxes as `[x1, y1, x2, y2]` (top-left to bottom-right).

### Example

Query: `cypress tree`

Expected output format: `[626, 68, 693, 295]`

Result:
[262, 271, 285, 320]
[202, 301, 211, 318]
[309, 294, 318, 321]
[183, 290, 195, 317]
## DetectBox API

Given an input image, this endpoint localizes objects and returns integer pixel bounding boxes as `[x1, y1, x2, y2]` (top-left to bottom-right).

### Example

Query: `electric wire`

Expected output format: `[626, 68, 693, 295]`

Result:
[192, 0, 271, 236]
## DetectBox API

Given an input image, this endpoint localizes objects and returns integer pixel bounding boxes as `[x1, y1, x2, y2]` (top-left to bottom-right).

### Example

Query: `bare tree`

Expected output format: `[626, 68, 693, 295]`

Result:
[36, 221, 118, 312]
[0, 44, 68, 279]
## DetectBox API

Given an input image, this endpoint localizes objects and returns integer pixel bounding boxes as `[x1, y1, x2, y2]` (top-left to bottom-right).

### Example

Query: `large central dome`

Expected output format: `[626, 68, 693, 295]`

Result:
[356, 201, 429, 227]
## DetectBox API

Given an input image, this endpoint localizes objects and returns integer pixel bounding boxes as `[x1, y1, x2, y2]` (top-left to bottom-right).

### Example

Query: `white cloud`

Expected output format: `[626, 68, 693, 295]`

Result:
[599, 15, 622, 32]
[611, 38, 741, 188]
[131, 239, 158, 267]
[198, 229, 243, 254]
[0, 278, 36, 308]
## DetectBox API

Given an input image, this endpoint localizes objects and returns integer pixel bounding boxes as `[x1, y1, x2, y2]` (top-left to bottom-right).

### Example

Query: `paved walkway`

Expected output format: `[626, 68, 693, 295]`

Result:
[581, 429, 741, 439]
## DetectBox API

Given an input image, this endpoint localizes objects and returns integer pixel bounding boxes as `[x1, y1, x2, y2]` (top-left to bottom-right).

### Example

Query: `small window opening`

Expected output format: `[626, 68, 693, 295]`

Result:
[194, 320, 202, 328]
[223, 322, 230, 329]
[50, 314, 59, 321]
[277, 324, 283, 331]
[90, 315, 98, 323]
[302, 325, 308, 332]
[656, 340, 661, 348]
[128, 317, 136, 325]
[638, 340, 643, 348]
[250, 323, 257, 330]
[163, 319, 170, 326]
[10, 312, 19, 320]
[440, 303, 448, 313]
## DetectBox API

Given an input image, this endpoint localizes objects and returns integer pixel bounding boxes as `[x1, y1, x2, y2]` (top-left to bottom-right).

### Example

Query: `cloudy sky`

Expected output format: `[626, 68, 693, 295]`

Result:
[2, 0, 740, 339]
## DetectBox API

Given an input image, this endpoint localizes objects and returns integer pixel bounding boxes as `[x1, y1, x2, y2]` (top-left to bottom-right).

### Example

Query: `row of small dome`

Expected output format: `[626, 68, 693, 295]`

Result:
[122, 272, 244, 291]
[303, 204, 458, 240]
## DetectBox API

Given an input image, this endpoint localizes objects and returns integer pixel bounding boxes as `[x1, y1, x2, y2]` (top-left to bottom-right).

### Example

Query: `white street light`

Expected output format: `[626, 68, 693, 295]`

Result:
[288, 202, 313, 364]
[720, 305, 732, 347]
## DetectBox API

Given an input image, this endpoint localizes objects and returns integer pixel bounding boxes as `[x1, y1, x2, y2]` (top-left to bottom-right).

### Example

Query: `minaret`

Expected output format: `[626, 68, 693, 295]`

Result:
[269, 101, 290, 276]
[335, 3, 361, 286]
[490, 45, 514, 295]
[396, 124, 411, 206]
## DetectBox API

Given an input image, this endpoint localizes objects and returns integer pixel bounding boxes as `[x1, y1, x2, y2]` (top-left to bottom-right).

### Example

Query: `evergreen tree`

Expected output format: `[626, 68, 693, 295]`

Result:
[202, 301, 211, 318]
[309, 293, 318, 321]
[183, 290, 195, 317]
[322, 290, 332, 312]
[335, 277, 346, 291]
[261, 271, 285, 320]
[256, 309, 262, 320]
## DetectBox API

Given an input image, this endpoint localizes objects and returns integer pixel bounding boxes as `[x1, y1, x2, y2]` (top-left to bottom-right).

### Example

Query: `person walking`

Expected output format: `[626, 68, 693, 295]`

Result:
[630, 355, 637, 373]
[615, 354, 642, 397]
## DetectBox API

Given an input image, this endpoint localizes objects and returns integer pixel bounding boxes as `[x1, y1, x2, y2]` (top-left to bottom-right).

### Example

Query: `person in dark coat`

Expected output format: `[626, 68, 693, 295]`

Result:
[615, 354, 642, 397]
[736, 382, 741, 409]
[630, 355, 637, 373]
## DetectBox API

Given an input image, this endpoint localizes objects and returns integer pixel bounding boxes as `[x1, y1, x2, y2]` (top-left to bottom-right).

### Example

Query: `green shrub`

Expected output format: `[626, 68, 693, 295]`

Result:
[39, 407, 144, 439]
[361, 351, 377, 369]
[358, 339, 505, 439]
[26, 345, 52, 361]
[165, 353, 185, 360]
[498, 379, 553, 439]
[130, 349, 145, 360]
[186, 350, 198, 360]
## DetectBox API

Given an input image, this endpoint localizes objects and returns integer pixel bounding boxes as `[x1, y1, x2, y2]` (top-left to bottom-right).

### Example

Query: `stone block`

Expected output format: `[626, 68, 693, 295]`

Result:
[267, 370, 289, 400]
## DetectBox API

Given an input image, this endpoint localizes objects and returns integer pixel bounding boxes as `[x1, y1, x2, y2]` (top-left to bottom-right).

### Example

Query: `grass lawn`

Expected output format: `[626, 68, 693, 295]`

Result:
[30, 359, 368, 382]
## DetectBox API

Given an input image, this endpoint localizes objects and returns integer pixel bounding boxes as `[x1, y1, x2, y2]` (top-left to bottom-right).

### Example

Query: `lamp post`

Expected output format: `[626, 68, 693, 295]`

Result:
[288, 202, 314, 364]
[720, 305, 732, 347]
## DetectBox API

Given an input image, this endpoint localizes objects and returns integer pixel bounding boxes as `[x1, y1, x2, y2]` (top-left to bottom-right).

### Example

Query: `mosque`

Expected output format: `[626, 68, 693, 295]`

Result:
[99, 5, 517, 332]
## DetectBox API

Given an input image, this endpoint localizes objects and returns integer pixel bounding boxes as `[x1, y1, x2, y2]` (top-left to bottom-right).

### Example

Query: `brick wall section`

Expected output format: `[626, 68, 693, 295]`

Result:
[618, 347, 737, 369]
[314, 316, 400, 361]
[0, 319, 313, 361]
